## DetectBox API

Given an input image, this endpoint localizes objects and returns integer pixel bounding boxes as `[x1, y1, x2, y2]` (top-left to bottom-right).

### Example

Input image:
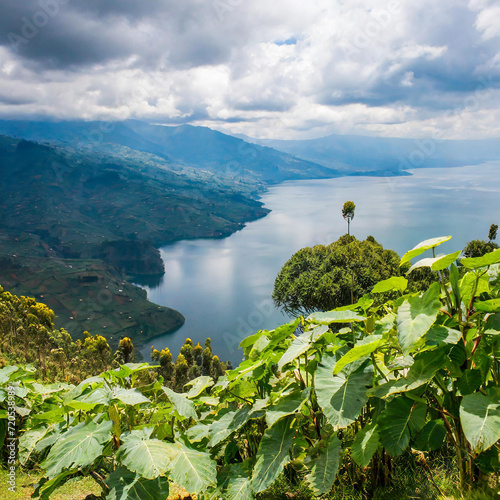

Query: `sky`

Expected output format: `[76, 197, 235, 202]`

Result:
[0, 0, 499, 140]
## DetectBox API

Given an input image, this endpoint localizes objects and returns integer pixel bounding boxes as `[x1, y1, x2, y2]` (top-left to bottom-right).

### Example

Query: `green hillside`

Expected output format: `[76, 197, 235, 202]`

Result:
[0, 119, 337, 184]
[0, 135, 271, 347]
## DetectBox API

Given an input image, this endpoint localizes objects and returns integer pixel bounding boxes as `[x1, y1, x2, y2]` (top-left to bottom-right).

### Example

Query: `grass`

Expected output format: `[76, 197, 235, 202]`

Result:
[2, 452, 498, 500]
[0, 469, 100, 500]
[0, 469, 195, 500]
[257, 452, 500, 500]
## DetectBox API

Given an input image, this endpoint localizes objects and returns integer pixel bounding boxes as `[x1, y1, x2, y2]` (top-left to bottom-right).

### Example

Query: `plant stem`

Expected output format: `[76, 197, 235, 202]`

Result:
[371, 353, 388, 383]
[90, 471, 110, 495]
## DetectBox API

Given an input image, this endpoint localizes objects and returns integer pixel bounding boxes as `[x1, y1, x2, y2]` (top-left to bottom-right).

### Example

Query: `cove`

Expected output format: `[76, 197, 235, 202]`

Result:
[138, 162, 500, 364]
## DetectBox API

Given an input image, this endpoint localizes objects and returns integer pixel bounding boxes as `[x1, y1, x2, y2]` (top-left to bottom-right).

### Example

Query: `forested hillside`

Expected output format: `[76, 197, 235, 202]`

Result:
[0, 134, 271, 346]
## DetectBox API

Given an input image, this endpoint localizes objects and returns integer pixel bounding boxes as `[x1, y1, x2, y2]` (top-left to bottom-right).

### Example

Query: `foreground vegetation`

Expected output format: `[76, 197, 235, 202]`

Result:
[1, 235, 499, 499]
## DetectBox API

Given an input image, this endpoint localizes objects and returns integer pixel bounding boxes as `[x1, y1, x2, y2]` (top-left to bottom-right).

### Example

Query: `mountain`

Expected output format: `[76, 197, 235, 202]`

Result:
[239, 133, 500, 175]
[0, 135, 271, 261]
[0, 135, 271, 346]
[0, 119, 336, 184]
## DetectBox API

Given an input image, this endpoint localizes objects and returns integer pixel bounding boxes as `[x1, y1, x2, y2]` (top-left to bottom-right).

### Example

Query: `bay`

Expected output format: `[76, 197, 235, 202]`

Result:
[139, 162, 500, 364]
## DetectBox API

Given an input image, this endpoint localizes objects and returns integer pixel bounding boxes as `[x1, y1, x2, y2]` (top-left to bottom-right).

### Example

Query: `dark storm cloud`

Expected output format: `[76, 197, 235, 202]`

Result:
[0, 94, 34, 105]
[0, 0, 135, 68]
[0, 0, 241, 70]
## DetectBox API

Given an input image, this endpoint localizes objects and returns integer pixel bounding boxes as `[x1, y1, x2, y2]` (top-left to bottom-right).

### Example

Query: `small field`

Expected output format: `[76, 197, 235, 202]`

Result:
[0, 256, 184, 352]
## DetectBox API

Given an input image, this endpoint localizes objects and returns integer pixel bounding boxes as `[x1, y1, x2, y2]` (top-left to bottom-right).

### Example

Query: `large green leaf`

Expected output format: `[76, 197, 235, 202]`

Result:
[461, 249, 500, 269]
[369, 349, 447, 398]
[407, 251, 461, 273]
[351, 422, 380, 468]
[164, 441, 217, 494]
[457, 369, 483, 396]
[278, 334, 312, 371]
[42, 421, 113, 478]
[118, 436, 172, 479]
[33, 470, 77, 500]
[307, 310, 366, 324]
[371, 277, 408, 294]
[19, 426, 50, 465]
[248, 335, 271, 360]
[110, 363, 154, 379]
[112, 387, 151, 406]
[239, 329, 267, 353]
[252, 416, 296, 493]
[400, 236, 452, 265]
[266, 319, 302, 349]
[106, 468, 169, 500]
[460, 392, 500, 453]
[162, 386, 197, 420]
[425, 325, 462, 345]
[74, 386, 111, 407]
[397, 283, 441, 354]
[305, 433, 342, 495]
[208, 405, 264, 447]
[378, 397, 426, 456]
[186, 376, 214, 398]
[414, 420, 446, 452]
[222, 463, 253, 500]
[0, 365, 19, 385]
[186, 424, 210, 444]
[475, 444, 500, 474]
[460, 272, 490, 310]
[333, 335, 385, 375]
[266, 389, 309, 428]
[315, 355, 371, 430]
[485, 313, 500, 335]
[474, 299, 500, 312]
[310, 324, 329, 341]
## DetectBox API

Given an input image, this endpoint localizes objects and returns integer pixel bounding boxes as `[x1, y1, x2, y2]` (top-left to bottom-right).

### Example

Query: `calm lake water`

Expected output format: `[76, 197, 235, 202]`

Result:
[139, 162, 500, 364]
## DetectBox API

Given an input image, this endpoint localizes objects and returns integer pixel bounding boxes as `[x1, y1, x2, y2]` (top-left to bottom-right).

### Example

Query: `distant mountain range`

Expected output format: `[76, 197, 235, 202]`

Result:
[0, 119, 335, 184]
[238, 132, 500, 175]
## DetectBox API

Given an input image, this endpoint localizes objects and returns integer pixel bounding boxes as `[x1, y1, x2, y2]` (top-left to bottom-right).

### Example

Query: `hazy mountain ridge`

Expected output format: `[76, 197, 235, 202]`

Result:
[238, 132, 500, 174]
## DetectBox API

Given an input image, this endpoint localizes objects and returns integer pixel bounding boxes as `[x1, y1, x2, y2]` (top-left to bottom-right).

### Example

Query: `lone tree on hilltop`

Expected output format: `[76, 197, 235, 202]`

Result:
[342, 201, 356, 235]
[489, 224, 498, 242]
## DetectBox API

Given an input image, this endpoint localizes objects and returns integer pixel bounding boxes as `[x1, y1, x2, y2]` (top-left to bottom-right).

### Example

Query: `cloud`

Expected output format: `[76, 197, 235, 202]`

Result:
[0, 0, 498, 139]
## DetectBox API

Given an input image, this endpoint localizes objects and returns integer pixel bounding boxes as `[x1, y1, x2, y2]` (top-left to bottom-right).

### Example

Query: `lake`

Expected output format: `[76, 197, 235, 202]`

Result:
[139, 162, 500, 364]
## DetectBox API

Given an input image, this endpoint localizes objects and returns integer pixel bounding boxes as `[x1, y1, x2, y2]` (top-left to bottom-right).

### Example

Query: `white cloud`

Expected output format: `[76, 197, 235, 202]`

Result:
[0, 0, 498, 139]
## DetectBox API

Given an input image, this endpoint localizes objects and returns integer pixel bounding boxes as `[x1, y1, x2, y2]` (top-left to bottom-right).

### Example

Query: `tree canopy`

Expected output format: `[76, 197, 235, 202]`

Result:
[272, 235, 403, 315]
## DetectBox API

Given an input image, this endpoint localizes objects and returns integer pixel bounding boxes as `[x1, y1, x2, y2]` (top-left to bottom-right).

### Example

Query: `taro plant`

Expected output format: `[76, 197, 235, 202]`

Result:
[1, 236, 499, 499]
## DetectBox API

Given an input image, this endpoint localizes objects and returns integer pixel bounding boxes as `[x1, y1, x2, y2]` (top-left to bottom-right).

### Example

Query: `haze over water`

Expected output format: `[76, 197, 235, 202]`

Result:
[139, 163, 500, 364]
